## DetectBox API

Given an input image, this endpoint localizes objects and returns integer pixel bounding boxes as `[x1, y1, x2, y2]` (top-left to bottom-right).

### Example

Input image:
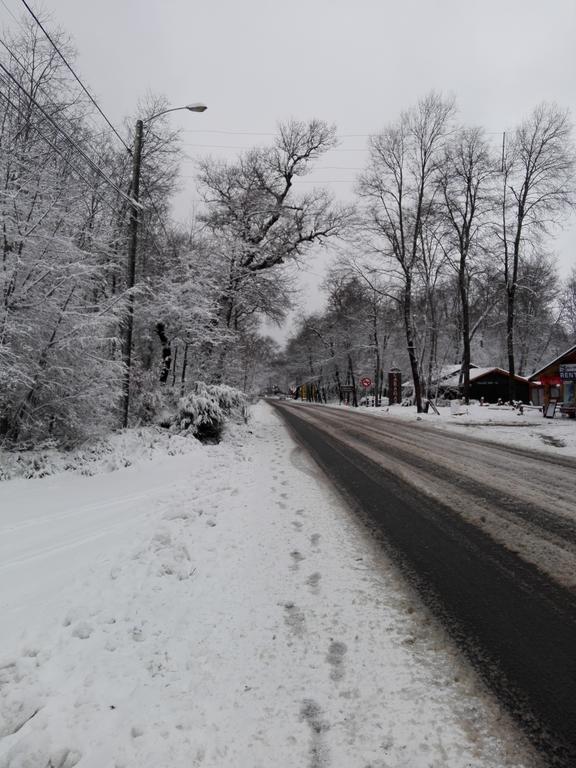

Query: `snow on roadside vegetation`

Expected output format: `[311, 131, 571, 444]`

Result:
[0, 383, 246, 482]
[0, 427, 200, 482]
[328, 401, 576, 458]
[0, 403, 538, 767]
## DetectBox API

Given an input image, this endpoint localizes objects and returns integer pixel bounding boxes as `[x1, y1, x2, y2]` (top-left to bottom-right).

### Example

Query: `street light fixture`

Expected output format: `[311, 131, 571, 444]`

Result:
[121, 103, 207, 428]
[145, 103, 208, 122]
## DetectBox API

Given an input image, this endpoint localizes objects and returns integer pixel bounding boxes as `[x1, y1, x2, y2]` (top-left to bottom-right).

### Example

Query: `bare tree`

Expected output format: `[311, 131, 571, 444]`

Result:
[359, 93, 455, 412]
[499, 104, 575, 399]
[561, 267, 576, 341]
[439, 127, 495, 402]
[197, 119, 353, 376]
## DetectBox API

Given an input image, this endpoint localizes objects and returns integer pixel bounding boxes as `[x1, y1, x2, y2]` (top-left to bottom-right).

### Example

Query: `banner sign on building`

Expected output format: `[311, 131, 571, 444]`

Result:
[559, 364, 576, 381]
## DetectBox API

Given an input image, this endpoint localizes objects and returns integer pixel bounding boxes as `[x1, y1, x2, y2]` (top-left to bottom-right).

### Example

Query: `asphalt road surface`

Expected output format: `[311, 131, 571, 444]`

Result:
[272, 401, 576, 767]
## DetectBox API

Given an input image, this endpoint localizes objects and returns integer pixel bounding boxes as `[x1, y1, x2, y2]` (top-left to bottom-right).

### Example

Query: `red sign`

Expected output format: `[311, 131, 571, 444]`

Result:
[360, 377, 372, 388]
[541, 375, 562, 386]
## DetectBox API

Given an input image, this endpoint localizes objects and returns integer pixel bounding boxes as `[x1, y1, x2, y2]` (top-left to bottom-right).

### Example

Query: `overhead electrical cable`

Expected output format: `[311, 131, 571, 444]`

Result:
[181, 128, 506, 138]
[17, 0, 131, 153]
[0, 87, 126, 217]
[182, 144, 369, 152]
[0, 7, 175, 263]
[0, 34, 127, 170]
[0, 59, 138, 207]
[9, 5, 186, 253]
[0, 83, 166, 255]
[0, 34, 170, 247]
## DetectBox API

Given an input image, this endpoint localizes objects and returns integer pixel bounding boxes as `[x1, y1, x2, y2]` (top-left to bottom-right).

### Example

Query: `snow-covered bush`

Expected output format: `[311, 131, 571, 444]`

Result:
[0, 427, 203, 481]
[171, 382, 246, 442]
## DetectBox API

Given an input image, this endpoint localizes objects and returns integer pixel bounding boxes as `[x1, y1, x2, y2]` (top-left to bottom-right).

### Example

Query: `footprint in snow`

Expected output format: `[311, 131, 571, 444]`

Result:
[300, 699, 330, 767]
[71, 622, 94, 640]
[283, 602, 306, 637]
[289, 550, 305, 571]
[306, 572, 321, 594]
[326, 640, 347, 681]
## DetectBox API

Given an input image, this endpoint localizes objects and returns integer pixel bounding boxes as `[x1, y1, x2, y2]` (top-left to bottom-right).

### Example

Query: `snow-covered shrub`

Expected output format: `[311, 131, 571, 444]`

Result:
[172, 382, 246, 442]
[0, 427, 200, 481]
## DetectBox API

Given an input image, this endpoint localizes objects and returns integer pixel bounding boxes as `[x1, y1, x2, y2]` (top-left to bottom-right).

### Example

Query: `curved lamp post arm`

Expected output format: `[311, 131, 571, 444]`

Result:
[145, 103, 208, 123]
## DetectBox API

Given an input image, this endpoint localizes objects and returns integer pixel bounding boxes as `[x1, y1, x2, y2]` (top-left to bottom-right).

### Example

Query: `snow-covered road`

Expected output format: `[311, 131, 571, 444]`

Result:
[0, 405, 538, 767]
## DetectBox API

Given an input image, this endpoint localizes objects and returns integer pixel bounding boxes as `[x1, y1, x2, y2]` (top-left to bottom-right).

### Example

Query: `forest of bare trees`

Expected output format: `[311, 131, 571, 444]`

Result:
[1, 21, 574, 446]
[283, 95, 576, 410]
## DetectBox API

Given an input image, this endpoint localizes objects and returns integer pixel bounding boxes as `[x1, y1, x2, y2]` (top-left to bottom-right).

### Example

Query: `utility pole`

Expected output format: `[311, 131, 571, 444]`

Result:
[119, 103, 206, 428]
[121, 118, 143, 429]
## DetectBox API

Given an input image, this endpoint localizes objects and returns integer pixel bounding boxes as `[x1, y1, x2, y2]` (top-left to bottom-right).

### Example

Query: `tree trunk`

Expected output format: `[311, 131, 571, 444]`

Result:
[374, 346, 381, 407]
[171, 346, 178, 387]
[347, 353, 358, 407]
[404, 279, 423, 412]
[426, 310, 438, 401]
[459, 269, 471, 404]
[373, 312, 380, 407]
[155, 322, 172, 385]
[506, 286, 516, 401]
[334, 367, 343, 403]
[180, 342, 189, 396]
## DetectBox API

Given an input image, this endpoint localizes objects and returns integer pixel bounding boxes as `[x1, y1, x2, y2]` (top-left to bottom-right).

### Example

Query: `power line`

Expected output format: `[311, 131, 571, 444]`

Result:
[0, 34, 128, 168]
[17, 0, 131, 152]
[0, 86, 123, 215]
[11, 1, 184, 256]
[180, 176, 356, 184]
[181, 128, 508, 138]
[0, 28, 173, 242]
[0, 59, 137, 207]
[0, 85, 169, 259]
[182, 144, 369, 152]
[0, 10, 170, 264]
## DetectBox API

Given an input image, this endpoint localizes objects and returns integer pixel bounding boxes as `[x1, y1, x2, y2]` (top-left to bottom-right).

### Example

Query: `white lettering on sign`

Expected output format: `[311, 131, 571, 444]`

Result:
[560, 364, 576, 380]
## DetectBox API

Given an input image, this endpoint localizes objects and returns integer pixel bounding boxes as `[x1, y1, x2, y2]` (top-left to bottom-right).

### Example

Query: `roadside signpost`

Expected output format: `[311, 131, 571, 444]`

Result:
[360, 377, 373, 407]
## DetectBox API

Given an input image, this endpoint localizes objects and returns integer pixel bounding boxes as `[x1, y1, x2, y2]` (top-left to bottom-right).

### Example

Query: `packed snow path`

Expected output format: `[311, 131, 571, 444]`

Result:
[0, 405, 537, 767]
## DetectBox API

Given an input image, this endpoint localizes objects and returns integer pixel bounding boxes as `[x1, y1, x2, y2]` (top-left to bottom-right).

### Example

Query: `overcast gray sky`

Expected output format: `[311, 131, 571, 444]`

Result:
[5, 0, 575, 341]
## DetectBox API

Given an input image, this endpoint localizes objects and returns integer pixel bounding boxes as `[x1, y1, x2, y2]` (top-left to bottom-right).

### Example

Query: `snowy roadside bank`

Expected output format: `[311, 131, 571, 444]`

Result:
[0, 403, 538, 767]
[0, 428, 202, 482]
[319, 400, 576, 458]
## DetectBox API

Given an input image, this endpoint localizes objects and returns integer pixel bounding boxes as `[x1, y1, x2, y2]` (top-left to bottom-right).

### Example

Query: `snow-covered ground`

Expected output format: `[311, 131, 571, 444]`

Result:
[0, 428, 200, 482]
[0, 404, 538, 768]
[329, 401, 576, 458]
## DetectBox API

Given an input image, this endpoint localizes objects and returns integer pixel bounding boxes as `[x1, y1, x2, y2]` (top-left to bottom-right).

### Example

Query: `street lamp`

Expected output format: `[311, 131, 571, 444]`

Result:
[121, 102, 207, 428]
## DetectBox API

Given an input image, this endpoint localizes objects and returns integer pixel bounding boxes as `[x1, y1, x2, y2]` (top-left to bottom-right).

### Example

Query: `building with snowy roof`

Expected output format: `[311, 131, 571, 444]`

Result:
[528, 343, 576, 416]
[402, 364, 529, 403]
